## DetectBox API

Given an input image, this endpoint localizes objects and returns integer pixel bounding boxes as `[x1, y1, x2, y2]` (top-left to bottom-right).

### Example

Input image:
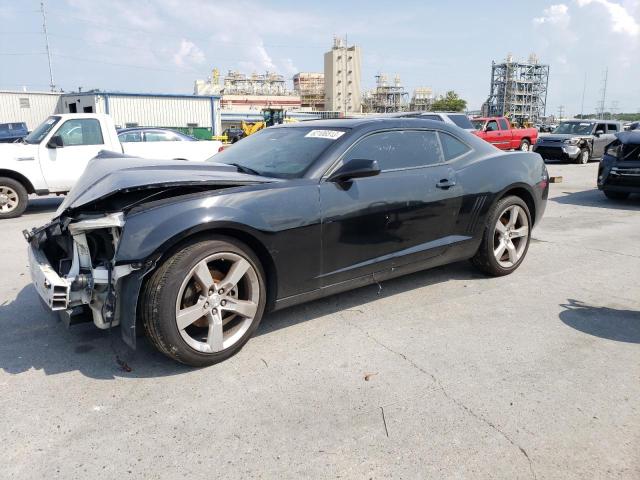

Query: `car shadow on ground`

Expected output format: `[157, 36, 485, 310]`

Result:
[559, 299, 640, 344]
[551, 189, 640, 211]
[24, 196, 64, 215]
[0, 262, 484, 379]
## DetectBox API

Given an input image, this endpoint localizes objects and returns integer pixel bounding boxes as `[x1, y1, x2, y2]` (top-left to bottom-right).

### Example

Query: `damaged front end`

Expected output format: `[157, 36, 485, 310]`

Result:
[24, 212, 140, 333]
[24, 153, 276, 349]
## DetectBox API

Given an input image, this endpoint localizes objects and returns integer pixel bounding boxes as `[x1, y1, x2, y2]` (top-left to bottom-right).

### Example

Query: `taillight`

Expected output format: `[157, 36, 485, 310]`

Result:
[218, 146, 224, 153]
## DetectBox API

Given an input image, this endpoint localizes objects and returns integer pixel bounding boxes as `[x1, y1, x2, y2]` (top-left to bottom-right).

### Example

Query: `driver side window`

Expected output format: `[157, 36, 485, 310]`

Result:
[343, 130, 443, 171]
[486, 120, 499, 131]
[56, 119, 104, 146]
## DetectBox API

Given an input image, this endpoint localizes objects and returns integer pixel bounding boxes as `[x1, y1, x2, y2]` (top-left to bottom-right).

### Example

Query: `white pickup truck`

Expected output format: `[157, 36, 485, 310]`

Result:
[0, 113, 222, 218]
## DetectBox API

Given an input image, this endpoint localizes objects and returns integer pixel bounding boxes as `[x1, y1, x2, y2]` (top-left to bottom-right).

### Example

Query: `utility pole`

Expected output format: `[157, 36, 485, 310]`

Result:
[597, 68, 608, 119]
[41, 0, 55, 91]
[557, 105, 565, 121]
[580, 72, 586, 118]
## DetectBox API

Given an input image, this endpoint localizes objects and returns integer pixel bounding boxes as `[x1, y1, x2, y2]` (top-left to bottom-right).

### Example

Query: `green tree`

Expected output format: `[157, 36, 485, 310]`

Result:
[431, 91, 467, 112]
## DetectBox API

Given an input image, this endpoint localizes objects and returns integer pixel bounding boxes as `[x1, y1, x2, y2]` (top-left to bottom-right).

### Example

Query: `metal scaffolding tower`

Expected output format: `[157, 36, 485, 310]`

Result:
[485, 54, 549, 124]
[365, 74, 409, 113]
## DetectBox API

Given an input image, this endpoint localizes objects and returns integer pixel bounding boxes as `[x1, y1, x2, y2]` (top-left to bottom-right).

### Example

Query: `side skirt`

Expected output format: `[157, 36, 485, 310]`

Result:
[272, 240, 478, 311]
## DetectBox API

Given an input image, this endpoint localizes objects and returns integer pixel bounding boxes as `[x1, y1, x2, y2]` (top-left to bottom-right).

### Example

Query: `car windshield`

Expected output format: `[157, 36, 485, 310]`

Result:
[447, 114, 474, 130]
[24, 116, 61, 144]
[471, 119, 486, 130]
[209, 126, 349, 179]
[553, 122, 594, 135]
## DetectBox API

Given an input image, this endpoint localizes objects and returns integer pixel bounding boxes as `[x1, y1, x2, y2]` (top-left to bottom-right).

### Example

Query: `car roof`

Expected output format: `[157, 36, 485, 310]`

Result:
[117, 127, 184, 134]
[616, 131, 640, 144]
[278, 117, 454, 129]
[564, 119, 621, 123]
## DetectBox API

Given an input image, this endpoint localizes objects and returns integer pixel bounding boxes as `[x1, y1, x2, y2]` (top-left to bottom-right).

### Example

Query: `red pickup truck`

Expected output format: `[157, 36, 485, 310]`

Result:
[472, 117, 538, 152]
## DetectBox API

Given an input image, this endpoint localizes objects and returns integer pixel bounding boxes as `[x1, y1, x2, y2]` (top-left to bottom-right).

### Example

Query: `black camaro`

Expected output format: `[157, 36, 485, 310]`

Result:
[598, 131, 640, 200]
[26, 118, 549, 366]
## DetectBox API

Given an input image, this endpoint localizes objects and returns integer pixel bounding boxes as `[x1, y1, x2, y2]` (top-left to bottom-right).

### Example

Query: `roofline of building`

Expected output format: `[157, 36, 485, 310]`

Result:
[0, 90, 62, 95]
[64, 92, 221, 99]
[0, 90, 221, 99]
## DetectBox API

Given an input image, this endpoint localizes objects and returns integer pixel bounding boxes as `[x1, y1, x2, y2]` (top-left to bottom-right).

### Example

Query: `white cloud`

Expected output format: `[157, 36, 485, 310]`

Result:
[576, 0, 639, 35]
[533, 4, 571, 25]
[173, 39, 205, 67]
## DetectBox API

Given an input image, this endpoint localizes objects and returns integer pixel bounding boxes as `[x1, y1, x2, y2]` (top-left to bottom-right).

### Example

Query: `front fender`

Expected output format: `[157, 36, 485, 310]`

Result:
[115, 202, 271, 265]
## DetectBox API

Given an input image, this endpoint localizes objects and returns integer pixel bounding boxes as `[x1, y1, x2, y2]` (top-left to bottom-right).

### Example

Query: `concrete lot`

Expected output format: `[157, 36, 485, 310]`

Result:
[1, 162, 638, 479]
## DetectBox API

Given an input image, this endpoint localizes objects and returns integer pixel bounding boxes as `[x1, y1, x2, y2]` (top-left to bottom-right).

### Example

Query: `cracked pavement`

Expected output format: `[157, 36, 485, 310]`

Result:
[1, 162, 639, 479]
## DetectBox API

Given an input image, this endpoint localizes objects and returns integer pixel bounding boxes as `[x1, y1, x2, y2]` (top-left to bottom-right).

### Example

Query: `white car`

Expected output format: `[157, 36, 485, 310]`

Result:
[0, 114, 222, 218]
[117, 127, 223, 161]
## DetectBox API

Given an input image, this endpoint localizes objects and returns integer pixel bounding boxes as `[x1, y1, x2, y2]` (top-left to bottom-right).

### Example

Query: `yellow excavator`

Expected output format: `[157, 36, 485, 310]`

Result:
[240, 108, 296, 137]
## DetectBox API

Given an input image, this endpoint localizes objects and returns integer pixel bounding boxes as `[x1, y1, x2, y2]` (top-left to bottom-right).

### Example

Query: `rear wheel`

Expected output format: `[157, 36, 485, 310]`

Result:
[472, 196, 532, 276]
[519, 139, 530, 151]
[603, 190, 630, 200]
[0, 177, 28, 219]
[577, 148, 590, 164]
[142, 237, 266, 367]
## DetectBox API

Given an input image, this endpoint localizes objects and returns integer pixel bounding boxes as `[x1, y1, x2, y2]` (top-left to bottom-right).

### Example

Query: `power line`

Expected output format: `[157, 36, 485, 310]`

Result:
[52, 53, 204, 74]
[46, 11, 327, 50]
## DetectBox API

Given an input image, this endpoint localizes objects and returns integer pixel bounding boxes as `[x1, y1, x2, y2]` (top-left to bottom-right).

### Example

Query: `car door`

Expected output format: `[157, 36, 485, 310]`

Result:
[498, 118, 515, 148]
[38, 118, 106, 191]
[484, 120, 507, 149]
[592, 122, 609, 157]
[143, 130, 187, 160]
[319, 129, 463, 286]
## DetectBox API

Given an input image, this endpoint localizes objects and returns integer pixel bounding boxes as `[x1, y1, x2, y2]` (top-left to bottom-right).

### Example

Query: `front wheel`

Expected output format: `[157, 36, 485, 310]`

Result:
[0, 177, 28, 219]
[577, 148, 590, 164]
[519, 139, 530, 151]
[471, 196, 532, 276]
[141, 237, 266, 367]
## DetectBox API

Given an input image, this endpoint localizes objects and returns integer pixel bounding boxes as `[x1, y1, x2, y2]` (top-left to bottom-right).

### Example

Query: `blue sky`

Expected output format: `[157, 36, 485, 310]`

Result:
[1, 0, 639, 115]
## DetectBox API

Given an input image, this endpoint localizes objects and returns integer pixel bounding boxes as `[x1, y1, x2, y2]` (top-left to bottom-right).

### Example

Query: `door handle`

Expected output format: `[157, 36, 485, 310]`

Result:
[436, 178, 456, 189]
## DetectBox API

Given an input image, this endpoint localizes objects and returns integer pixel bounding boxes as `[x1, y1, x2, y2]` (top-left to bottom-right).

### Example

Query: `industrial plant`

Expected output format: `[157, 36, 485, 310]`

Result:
[482, 53, 550, 125]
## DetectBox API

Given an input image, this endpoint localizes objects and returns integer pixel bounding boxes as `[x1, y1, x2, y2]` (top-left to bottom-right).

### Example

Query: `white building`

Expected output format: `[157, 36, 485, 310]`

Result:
[59, 92, 221, 135]
[0, 90, 221, 136]
[0, 90, 62, 129]
[324, 37, 361, 113]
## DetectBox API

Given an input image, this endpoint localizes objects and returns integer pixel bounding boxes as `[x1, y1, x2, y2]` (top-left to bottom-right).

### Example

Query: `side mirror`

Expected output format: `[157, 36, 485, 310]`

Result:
[595, 130, 604, 137]
[329, 159, 380, 183]
[46, 135, 64, 148]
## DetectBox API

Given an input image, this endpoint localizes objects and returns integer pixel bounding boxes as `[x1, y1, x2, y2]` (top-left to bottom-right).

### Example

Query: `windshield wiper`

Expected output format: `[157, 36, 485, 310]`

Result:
[226, 163, 261, 176]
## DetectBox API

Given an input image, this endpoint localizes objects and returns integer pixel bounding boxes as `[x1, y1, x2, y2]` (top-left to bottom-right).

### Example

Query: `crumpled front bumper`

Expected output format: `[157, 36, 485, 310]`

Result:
[533, 144, 581, 160]
[24, 214, 150, 349]
[28, 241, 71, 311]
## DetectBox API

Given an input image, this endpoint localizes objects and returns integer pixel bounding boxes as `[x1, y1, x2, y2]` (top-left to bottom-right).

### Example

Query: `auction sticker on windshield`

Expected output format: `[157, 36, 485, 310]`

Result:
[305, 130, 345, 140]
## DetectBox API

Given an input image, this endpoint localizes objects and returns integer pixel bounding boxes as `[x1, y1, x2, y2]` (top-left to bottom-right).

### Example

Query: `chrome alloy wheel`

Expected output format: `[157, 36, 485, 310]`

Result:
[493, 205, 529, 268]
[0, 186, 19, 213]
[175, 252, 259, 353]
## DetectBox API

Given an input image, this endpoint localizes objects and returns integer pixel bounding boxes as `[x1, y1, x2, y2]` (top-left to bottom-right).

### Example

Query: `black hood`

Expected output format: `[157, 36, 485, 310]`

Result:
[56, 151, 276, 215]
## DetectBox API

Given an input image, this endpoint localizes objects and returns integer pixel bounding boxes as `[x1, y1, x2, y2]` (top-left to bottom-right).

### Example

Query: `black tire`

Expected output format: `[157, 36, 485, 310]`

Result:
[0, 177, 28, 219]
[471, 195, 532, 277]
[603, 190, 630, 200]
[141, 236, 266, 367]
[519, 139, 530, 151]
[577, 148, 590, 164]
